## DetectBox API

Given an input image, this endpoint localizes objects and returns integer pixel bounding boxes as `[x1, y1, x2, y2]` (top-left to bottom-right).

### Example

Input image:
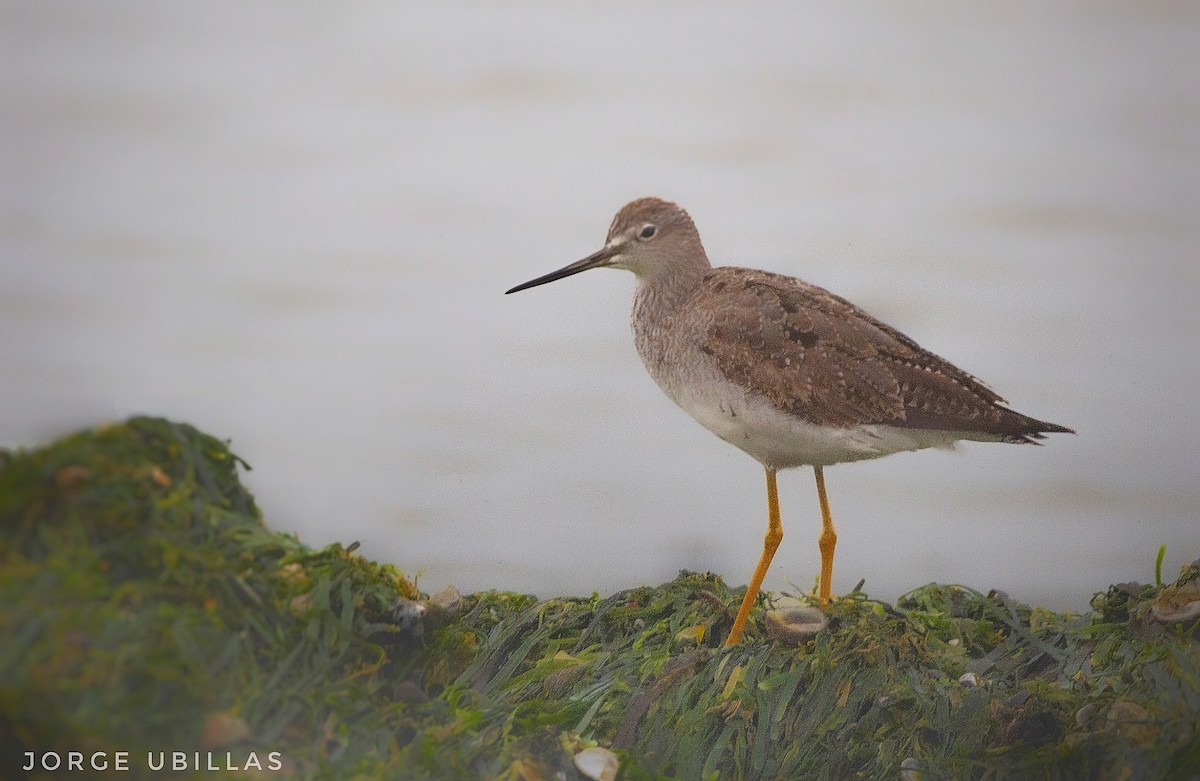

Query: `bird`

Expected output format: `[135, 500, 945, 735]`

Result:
[505, 197, 1073, 645]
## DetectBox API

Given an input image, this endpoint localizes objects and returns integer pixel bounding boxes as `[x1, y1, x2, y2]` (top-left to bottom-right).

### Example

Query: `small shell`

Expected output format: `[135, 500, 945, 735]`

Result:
[288, 592, 314, 617]
[199, 711, 251, 748]
[1105, 700, 1149, 725]
[1150, 582, 1200, 624]
[429, 584, 462, 615]
[899, 756, 923, 781]
[393, 680, 429, 703]
[573, 747, 619, 781]
[957, 672, 978, 688]
[765, 606, 828, 644]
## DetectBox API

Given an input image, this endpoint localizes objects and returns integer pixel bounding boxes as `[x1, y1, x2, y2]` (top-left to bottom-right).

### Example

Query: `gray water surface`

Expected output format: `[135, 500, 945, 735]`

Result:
[4, 3, 1197, 610]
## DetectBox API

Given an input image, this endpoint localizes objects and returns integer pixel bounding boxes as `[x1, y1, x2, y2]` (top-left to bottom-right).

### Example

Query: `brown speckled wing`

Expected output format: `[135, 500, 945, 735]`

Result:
[691, 267, 1067, 440]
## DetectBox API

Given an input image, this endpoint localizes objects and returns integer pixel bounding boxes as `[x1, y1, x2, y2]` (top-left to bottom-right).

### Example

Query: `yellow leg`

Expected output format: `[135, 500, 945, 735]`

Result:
[725, 467, 783, 646]
[814, 466, 837, 603]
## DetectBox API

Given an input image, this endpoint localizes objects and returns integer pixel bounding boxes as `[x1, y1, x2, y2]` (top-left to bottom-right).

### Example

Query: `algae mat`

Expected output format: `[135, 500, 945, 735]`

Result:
[1, 417, 1197, 779]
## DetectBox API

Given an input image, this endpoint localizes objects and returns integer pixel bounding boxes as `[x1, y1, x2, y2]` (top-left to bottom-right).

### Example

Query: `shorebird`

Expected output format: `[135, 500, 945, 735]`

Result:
[506, 197, 1073, 645]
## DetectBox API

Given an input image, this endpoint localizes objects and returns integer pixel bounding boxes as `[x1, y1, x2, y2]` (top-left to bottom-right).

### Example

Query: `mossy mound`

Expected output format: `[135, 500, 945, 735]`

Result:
[1, 417, 1196, 780]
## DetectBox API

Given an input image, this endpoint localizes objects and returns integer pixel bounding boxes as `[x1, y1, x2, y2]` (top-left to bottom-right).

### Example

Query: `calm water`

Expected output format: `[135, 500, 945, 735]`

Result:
[4, 3, 1197, 610]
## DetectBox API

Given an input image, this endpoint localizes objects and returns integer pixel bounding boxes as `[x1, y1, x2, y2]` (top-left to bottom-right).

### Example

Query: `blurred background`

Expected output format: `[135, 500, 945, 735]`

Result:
[3, 2, 1196, 611]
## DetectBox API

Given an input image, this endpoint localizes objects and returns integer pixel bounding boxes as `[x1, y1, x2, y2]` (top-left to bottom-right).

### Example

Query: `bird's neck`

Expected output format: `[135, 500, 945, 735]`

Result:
[631, 260, 707, 328]
[630, 260, 709, 384]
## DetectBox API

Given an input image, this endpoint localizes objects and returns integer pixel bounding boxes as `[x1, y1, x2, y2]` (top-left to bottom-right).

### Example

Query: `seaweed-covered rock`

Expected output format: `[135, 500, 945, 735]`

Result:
[1, 418, 1197, 780]
[0, 418, 418, 779]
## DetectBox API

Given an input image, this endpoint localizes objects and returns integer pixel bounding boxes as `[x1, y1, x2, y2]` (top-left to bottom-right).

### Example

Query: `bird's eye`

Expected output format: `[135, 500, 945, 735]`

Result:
[639, 225, 657, 240]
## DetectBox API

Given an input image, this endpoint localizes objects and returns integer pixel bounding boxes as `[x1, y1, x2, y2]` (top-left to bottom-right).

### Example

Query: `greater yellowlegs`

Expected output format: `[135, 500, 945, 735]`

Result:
[506, 198, 1073, 645]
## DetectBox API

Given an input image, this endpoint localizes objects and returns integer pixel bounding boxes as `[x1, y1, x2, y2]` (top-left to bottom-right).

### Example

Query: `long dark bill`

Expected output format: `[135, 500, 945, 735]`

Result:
[505, 245, 618, 294]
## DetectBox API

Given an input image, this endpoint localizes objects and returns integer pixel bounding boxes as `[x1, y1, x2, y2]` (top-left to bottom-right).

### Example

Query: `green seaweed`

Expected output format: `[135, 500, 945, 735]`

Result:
[1, 417, 1197, 780]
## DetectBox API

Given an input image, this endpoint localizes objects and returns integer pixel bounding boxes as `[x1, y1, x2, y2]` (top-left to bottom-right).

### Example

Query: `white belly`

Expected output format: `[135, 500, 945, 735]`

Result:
[666, 375, 973, 469]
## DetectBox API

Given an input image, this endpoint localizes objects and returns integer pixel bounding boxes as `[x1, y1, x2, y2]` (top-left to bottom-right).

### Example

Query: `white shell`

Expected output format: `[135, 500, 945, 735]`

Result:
[573, 747, 619, 781]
